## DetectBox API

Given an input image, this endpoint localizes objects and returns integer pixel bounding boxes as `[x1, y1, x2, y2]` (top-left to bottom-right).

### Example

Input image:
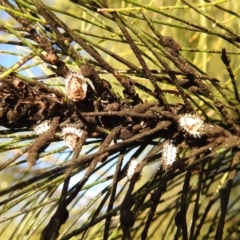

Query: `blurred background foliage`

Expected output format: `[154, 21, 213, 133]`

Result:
[0, 0, 240, 239]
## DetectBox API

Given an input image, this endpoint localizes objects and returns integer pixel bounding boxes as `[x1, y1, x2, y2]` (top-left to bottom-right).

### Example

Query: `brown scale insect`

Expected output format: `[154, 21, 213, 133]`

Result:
[65, 72, 87, 102]
[62, 126, 83, 150]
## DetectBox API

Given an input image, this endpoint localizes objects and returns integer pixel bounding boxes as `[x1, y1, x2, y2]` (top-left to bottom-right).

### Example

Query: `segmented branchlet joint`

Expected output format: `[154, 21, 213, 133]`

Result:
[34, 120, 51, 134]
[127, 159, 141, 181]
[62, 126, 83, 150]
[179, 113, 204, 138]
[161, 142, 178, 170]
[65, 72, 87, 102]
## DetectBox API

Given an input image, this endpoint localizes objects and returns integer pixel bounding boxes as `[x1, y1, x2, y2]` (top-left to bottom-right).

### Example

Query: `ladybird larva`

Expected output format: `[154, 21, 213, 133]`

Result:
[127, 159, 141, 181]
[161, 142, 178, 170]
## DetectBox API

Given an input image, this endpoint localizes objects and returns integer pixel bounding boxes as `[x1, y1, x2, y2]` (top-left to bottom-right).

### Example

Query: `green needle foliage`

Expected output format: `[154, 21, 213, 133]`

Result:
[0, 0, 240, 239]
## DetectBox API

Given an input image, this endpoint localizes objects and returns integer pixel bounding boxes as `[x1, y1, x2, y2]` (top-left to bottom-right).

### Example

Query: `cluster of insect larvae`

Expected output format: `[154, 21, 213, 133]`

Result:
[126, 113, 206, 179]
[34, 70, 206, 176]
[33, 71, 88, 150]
[161, 113, 205, 170]
[34, 120, 82, 150]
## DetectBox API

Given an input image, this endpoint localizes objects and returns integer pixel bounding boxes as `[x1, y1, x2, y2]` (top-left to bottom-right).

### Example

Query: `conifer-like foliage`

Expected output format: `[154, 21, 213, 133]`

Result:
[0, 0, 240, 239]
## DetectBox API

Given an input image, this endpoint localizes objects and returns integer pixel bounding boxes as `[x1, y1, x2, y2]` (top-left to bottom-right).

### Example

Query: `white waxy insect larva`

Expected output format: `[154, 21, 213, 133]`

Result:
[65, 72, 87, 102]
[62, 127, 83, 150]
[161, 142, 178, 170]
[34, 120, 51, 134]
[127, 159, 141, 181]
[179, 114, 204, 138]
